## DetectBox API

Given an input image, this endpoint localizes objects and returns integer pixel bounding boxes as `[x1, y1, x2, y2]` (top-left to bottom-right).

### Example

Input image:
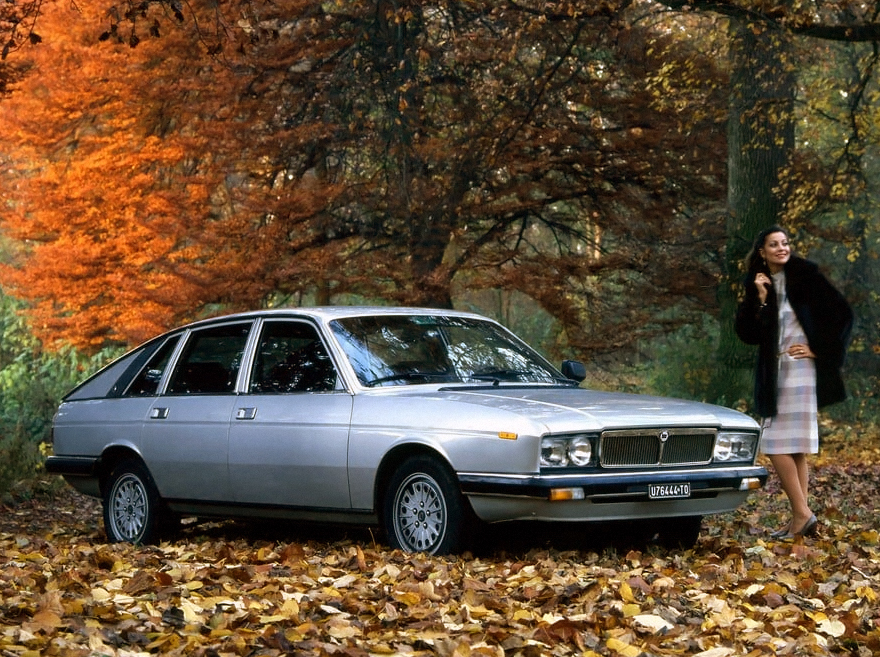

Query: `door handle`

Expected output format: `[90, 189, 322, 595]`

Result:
[236, 407, 257, 420]
[150, 407, 169, 419]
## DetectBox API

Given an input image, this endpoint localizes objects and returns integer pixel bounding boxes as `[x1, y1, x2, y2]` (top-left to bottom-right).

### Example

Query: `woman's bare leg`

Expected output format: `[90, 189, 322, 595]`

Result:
[793, 453, 809, 501]
[768, 453, 813, 532]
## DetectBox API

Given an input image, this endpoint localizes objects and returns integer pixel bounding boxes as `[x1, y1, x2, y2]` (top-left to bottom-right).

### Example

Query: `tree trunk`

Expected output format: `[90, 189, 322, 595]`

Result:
[711, 18, 796, 406]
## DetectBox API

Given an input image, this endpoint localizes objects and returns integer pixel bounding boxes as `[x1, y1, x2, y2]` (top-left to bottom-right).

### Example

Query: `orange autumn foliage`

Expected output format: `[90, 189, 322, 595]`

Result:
[1, 1, 729, 358]
[0, 2, 221, 349]
[1, 0, 348, 351]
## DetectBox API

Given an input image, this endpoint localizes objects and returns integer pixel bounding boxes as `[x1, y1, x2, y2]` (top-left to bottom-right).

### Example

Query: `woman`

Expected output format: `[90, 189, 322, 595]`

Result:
[735, 226, 852, 539]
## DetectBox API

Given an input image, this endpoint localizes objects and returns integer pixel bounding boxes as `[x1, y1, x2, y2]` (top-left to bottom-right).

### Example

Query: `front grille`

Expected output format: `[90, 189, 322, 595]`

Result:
[599, 429, 715, 467]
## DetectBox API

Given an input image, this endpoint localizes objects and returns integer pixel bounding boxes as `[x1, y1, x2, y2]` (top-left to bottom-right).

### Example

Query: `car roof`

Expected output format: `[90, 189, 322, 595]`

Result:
[178, 306, 494, 331]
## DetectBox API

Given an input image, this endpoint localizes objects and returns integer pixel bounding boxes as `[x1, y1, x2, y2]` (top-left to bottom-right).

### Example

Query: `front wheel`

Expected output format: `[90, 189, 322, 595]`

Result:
[102, 459, 170, 545]
[383, 456, 468, 555]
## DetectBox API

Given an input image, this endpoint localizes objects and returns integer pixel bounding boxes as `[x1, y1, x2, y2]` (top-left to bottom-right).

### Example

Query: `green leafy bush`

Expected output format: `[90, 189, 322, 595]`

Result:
[0, 294, 119, 496]
[638, 315, 748, 405]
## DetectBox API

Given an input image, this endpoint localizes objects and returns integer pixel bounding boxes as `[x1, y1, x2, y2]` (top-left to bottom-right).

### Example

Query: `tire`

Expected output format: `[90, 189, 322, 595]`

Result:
[383, 456, 467, 555]
[102, 459, 170, 545]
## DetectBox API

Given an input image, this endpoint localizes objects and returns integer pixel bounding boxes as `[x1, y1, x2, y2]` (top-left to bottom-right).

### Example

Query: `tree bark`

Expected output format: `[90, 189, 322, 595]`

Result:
[711, 18, 796, 406]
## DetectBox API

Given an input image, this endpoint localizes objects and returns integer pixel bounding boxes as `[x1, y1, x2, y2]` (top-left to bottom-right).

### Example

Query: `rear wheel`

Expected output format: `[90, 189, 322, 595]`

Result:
[383, 456, 467, 555]
[103, 459, 171, 545]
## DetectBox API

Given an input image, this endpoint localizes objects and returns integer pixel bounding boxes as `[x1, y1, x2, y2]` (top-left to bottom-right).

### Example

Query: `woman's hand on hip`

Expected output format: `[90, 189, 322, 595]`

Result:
[787, 343, 815, 359]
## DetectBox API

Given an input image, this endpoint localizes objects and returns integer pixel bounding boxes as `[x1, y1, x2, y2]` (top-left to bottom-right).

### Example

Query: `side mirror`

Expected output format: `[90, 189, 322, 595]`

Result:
[561, 360, 586, 383]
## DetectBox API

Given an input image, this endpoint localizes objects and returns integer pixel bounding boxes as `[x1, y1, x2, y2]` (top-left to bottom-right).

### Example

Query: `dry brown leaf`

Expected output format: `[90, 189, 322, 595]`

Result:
[2, 457, 880, 657]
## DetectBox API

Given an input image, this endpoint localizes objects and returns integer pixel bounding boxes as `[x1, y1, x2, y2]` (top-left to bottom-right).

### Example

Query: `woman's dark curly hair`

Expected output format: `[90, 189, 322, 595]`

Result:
[744, 225, 789, 278]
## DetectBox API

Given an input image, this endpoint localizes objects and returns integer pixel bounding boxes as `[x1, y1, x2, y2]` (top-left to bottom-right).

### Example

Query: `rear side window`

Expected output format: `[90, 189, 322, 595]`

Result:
[166, 323, 253, 394]
[124, 335, 182, 397]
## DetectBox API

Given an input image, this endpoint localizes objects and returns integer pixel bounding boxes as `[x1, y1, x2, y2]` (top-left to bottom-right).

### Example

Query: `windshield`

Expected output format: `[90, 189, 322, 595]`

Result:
[329, 315, 569, 388]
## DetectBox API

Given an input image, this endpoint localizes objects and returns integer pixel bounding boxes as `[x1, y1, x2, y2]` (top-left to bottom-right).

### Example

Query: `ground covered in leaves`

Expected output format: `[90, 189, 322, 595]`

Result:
[2, 433, 879, 657]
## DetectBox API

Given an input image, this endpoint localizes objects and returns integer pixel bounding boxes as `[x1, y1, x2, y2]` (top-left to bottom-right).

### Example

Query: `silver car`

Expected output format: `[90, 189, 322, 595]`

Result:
[47, 307, 766, 554]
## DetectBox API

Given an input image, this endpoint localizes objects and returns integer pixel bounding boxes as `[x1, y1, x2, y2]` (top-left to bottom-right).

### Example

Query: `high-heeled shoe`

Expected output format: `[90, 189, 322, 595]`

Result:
[781, 514, 818, 540]
[769, 526, 790, 539]
[798, 514, 819, 537]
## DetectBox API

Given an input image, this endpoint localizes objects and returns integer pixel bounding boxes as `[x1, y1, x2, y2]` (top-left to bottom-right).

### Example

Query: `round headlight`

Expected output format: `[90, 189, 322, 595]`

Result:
[568, 436, 593, 466]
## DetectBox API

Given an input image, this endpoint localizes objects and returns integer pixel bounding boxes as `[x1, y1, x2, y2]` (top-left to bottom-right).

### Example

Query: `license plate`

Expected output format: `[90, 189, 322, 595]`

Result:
[649, 483, 691, 499]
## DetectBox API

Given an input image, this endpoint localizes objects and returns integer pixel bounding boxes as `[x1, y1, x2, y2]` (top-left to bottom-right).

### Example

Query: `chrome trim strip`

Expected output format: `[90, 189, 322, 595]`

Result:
[458, 465, 761, 481]
[463, 485, 746, 501]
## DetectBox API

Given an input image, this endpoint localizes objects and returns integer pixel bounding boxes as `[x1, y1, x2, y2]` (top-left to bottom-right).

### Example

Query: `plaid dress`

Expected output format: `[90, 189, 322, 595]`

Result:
[761, 272, 819, 455]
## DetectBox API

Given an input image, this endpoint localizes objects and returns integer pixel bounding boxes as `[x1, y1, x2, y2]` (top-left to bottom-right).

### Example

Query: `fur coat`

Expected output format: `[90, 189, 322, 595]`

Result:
[735, 255, 853, 418]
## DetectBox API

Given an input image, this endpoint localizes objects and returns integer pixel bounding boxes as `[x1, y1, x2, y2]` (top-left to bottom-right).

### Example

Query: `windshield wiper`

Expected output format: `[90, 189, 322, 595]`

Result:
[468, 369, 530, 385]
[468, 369, 579, 386]
[366, 371, 456, 387]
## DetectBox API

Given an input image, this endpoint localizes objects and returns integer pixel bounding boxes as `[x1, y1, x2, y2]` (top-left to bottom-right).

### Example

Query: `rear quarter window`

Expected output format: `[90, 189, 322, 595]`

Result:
[64, 347, 151, 401]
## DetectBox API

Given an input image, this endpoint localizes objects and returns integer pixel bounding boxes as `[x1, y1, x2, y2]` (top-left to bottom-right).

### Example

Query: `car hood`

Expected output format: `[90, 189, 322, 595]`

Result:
[429, 386, 758, 433]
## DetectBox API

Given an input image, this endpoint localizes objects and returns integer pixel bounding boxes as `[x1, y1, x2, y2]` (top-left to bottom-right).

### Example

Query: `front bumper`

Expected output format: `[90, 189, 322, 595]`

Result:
[458, 465, 768, 523]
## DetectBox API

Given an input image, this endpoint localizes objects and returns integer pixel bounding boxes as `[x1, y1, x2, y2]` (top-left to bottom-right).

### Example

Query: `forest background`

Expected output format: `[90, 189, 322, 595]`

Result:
[1, 0, 879, 495]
